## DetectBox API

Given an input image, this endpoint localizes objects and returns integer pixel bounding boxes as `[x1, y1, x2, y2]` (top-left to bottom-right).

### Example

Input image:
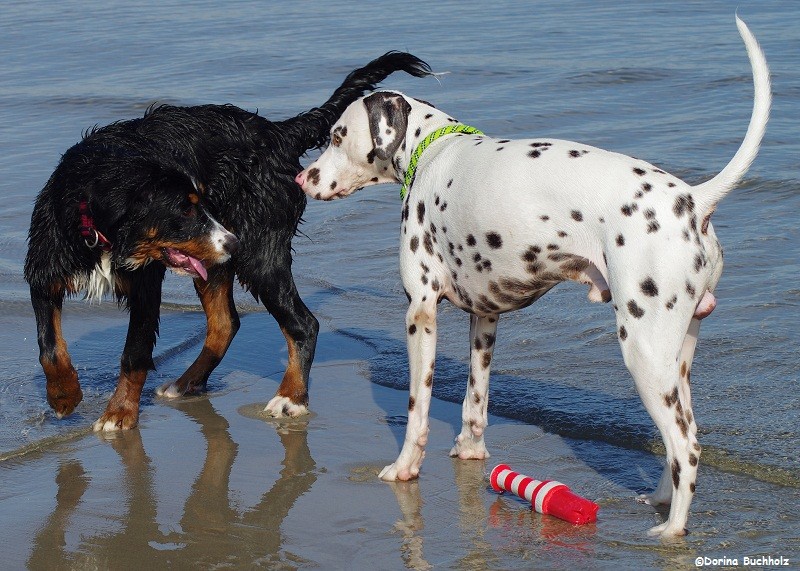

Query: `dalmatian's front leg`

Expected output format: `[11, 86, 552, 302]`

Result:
[380, 296, 437, 481]
[450, 314, 498, 459]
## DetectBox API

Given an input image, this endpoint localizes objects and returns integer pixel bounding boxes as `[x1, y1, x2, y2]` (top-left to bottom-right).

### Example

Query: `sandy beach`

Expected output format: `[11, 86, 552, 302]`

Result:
[1, 304, 796, 570]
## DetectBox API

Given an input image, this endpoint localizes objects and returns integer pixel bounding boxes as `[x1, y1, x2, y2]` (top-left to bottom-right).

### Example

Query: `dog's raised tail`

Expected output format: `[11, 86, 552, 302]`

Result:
[278, 51, 432, 153]
[693, 15, 771, 219]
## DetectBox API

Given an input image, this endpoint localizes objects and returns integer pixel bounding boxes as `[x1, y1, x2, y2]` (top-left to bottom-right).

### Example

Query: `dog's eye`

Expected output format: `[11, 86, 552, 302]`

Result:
[332, 133, 342, 147]
[183, 205, 196, 218]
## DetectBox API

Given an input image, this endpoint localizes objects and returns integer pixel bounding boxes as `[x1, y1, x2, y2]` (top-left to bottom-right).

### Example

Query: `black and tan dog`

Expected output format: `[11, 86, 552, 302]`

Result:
[25, 52, 431, 431]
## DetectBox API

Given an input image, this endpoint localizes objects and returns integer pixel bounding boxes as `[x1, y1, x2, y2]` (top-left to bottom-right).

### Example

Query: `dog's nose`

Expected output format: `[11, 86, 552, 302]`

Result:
[295, 170, 306, 189]
[222, 233, 240, 256]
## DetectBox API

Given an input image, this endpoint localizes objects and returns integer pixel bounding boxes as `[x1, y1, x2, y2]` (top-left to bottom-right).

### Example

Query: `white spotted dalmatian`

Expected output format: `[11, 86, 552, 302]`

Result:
[295, 16, 770, 537]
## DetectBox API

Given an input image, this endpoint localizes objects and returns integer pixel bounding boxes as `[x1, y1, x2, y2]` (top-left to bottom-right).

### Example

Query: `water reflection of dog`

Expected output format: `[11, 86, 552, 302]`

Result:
[27, 397, 316, 568]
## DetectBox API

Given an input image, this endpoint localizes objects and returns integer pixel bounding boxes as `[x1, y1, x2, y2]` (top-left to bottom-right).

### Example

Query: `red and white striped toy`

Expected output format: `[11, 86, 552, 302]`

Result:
[490, 463, 599, 525]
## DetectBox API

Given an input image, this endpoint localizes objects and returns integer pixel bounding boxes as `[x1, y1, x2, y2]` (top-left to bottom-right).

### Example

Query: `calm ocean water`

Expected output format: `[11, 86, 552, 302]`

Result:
[1, 0, 797, 531]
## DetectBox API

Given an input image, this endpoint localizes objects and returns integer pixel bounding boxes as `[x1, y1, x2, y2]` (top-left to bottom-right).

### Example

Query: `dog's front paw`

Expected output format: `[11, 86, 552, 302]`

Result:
[92, 408, 139, 432]
[379, 462, 420, 482]
[264, 395, 309, 418]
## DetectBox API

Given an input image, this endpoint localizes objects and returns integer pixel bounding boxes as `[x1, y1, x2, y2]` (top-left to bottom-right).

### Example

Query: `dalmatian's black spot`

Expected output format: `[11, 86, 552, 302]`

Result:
[641, 277, 659, 297]
[473, 392, 481, 404]
[481, 352, 492, 369]
[371, 177, 379, 183]
[666, 294, 677, 310]
[329, 181, 337, 191]
[653, 168, 665, 174]
[522, 246, 541, 262]
[689, 453, 698, 467]
[568, 150, 582, 158]
[680, 361, 688, 378]
[483, 333, 495, 348]
[375, 136, 383, 146]
[548, 252, 570, 262]
[486, 232, 503, 249]
[633, 167, 646, 176]
[547, 244, 559, 251]
[307, 168, 320, 185]
[686, 281, 696, 298]
[417, 201, 425, 224]
[571, 210, 583, 222]
[497, 139, 510, 143]
[682, 230, 691, 242]
[540, 215, 550, 222]
[474, 337, 483, 351]
[627, 299, 645, 318]
[430, 222, 437, 235]
[473, 252, 482, 263]
[424, 327, 432, 334]
[673, 194, 695, 217]
[694, 254, 704, 272]
[664, 386, 679, 407]
[410, 236, 419, 253]
[644, 209, 656, 219]
[621, 203, 638, 216]
[423, 232, 434, 255]
[401, 201, 409, 222]
[528, 149, 541, 158]
[455, 258, 462, 267]
[647, 221, 660, 233]
[475, 140, 483, 146]
[424, 113, 433, 119]
[415, 127, 421, 138]
[619, 325, 627, 340]
[496, 147, 504, 151]
[599, 217, 605, 223]
[635, 191, 644, 199]
[469, 373, 475, 387]
[530, 142, 552, 147]
[420, 262, 429, 274]
[447, 117, 458, 123]
[671, 459, 681, 488]
[526, 262, 543, 274]
[431, 279, 440, 291]
[690, 482, 696, 493]
[408, 324, 417, 335]
[434, 195, 440, 206]
[676, 415, 688, 438]
[557, 230, 568, 238]
[668, 182, 676, 188]
[466, 234, 476, 247]
[642, 182, 652, 192]
[421, 274, 428, 285]
[686, 409, 694, 424]
[408, 396, 415, 411]
[482, 259, 492, 271]
[440, 202, 447, 212]
[616, 234, 625, 246]
[367, 150, 377, 164]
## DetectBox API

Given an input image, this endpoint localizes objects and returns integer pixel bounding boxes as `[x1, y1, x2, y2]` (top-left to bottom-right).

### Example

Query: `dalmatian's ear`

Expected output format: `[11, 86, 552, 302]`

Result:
[364, 92, 411, 161]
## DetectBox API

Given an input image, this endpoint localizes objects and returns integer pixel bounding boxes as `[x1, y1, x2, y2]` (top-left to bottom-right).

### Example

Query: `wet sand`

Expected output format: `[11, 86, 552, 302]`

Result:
[2, 306, 798, 570]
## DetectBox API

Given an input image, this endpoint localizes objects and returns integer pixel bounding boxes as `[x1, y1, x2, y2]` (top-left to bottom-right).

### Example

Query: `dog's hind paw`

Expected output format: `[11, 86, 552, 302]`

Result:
[264, 395, 309, 418]
[92, 410, 138, 432]
[647, 521, 688, 538]
[449, 435, 490, 460]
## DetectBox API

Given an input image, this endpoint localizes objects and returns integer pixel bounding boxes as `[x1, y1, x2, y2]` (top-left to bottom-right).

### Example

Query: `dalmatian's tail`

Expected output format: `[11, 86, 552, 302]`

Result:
[693, 15, 771, 220]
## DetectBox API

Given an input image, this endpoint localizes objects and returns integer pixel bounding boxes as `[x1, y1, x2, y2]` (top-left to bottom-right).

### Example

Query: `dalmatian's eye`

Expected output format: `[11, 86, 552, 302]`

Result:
[332, 133, 342, 147]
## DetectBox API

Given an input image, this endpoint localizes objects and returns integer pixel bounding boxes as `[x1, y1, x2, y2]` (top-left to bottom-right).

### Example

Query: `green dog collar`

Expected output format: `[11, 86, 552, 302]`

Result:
[400, 124, 483, 199]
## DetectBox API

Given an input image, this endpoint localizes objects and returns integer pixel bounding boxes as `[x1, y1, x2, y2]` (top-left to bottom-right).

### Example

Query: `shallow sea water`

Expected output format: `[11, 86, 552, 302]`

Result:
[0, 0, 798, 567]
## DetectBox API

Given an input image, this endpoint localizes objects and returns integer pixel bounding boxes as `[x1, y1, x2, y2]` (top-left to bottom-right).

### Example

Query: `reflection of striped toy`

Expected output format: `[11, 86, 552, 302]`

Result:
[490, 464, 599, 525]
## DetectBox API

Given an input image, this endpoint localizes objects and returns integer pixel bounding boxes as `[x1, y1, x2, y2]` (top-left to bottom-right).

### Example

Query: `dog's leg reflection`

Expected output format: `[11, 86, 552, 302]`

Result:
[452, 458, 498, 568]
[28, 461, 90, 570]
[388, 480, 431, 571]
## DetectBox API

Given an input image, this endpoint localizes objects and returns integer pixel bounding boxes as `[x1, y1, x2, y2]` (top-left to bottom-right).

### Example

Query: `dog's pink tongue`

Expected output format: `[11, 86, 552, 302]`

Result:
[187, 256, 208, 281]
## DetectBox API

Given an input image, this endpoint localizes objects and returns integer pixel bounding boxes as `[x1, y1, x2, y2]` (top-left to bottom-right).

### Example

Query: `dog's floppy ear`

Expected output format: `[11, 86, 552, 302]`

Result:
[364, 92, 411, 161]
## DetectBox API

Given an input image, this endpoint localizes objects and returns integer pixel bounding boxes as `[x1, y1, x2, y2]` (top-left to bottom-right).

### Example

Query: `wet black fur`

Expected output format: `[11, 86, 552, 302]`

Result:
[24, 51, 432, 422]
